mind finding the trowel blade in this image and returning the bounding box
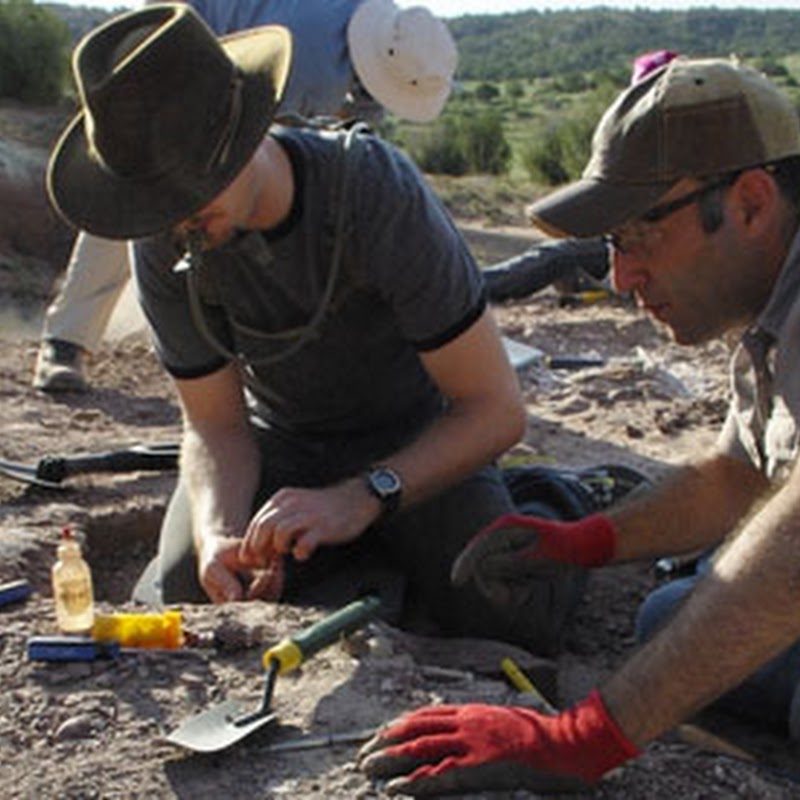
[164,699,278,753]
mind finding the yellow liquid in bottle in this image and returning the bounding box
[52,531,94,634]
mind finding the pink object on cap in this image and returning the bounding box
[631,49,678,84]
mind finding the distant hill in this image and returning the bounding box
[449,8,800,81]
[40,4,800,83]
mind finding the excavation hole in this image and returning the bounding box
[84,505,163,604]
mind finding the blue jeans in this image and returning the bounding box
[636,553,800,737]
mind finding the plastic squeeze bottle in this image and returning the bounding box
[51,527,94,634]
[92,610,184,649]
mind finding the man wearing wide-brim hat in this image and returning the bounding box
[46,3,587,650]
[359,57,800,794]
[34,0,458,394]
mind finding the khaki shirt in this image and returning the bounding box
[718,230,800,483]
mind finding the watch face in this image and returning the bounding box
[367,467,402,513]
[372,469,400,494]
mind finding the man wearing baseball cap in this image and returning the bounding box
[360,57,800,794]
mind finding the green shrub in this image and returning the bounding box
[520,128,570,185]
[753,55,789,77]
[0,0,70,103]
[520,81,619,185]
[506,80,525,100]
[408,110,511,176]
[474,82,501,103]
[458,110,511,175]
[411,117,469,176]
[552,72,593,94]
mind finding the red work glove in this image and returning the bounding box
[358,690,639,796]
[451,512,616,607]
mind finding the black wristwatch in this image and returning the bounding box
[365,466,402,516]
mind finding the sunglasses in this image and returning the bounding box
[604,171,741,255]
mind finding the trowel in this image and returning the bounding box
[165,594,381,753]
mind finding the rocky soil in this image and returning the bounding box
[1,100,799,799]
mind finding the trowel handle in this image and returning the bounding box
[36,444,180,483]
[262,594,381,675]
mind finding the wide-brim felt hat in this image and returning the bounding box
[47,3,292,240]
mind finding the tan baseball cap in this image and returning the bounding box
[528,56,800,238]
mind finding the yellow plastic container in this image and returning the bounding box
[92,609,183,649]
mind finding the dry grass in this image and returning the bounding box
[427,172,547,227]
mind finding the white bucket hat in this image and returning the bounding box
[347,0,457,123]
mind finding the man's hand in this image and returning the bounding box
[198,534,249,603]
[198,534,284,603]
[358,691,638,796]
[239,479,380,567]
[451,512,616,606]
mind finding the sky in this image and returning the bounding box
[42,1,800,17]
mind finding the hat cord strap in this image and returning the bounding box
[184,124,365,392]
[204,72,245,174]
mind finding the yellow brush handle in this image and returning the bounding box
[577,289,610,304]
[501,657,556,714]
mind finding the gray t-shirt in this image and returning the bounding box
[133,127,485,438]
[717,229,800,483]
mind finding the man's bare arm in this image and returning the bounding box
[240,309,526,562]
[610,453,770,562]
[174,362,262,601]
[604,458,800,746]
[392,308,526,503]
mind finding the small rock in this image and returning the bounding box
[179,671,206,686]
[608,387,644,403]
[54,714,95,741]
[555,397,591,415]
[366,634,395,659]
[214,618,267,651]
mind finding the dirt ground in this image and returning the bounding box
[2,105,800,798]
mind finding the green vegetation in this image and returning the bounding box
[450,8,800,82]
[407,110,511,176]
[518,80,620,184]
[394,8,800,185]
[4,4,800,188]
[408,7,800,183]
[0,0,70,104]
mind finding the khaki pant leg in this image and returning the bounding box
[42,232,131,352]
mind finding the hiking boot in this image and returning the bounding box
[33,338,88,393]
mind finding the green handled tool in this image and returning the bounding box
[165,594,381,753]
